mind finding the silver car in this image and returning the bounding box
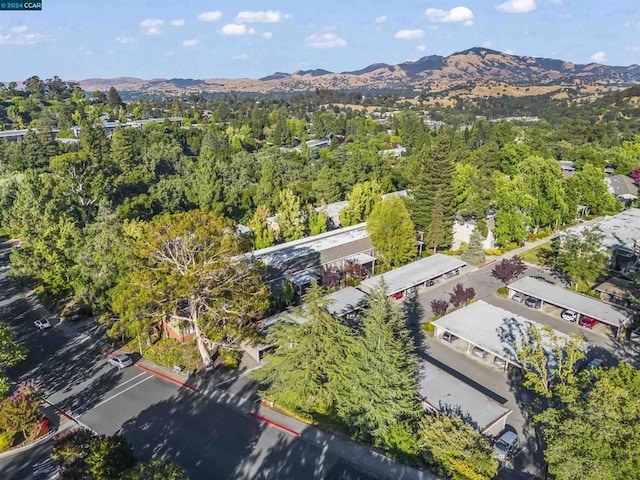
[108,354,133,369]
[494,430,519,464]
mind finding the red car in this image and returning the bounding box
[578,316,598,329]
[392,292,404,300]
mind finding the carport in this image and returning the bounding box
[358,254,466,296]
[432,301,578,370]
[325,286,369,317]
[508,276,629,335]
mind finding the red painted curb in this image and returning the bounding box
[248,412,300,436]
[135,364,200,392]
[53,407,74,421]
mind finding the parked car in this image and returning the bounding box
[511,292,525,303]
[425,279,435,287]
[561,309,578,322]
[493,430,519,463]
[391,292,404,300]
[578,316,598,329]
[524,296,542,309]
[472,346,488,359]
[34,319,52,330]
[108,354,133,369]
[443,268,461,279]
[494,356,508,369]
[442,332,457,343]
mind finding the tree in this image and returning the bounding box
[366,195,417,268]
[492,256,527,284]
[335,285,422,449]
[0,381,43,438]
[305,204,327,236]
[276,189,305,242]
[110,210,270,366]
[430,299,449,317]
[515,324,586,399]
[124,460,189,480]
[461,227,485,265]
[535,363,640,480]
[86,435,137,480]
[251,283,356,418]
[424,192,447,253]
[320,265,342,288]
[52,429,100,479]
[107,87,123,110]
[448,283,475,308]
[420,413,499,480]
[339,180,383,227]
[555,227,608,290]
[631,166,640,186]
[0,322,27,397]
[567,163,621,215]
[410,133,456,246]
[312,165,342,204]
[248,204,276,250]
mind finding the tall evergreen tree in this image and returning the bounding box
[336,285,422,447]
[248,204,276,250]
[276,189,305,242]
[410,132,455,247]
[312,165,342,204]
[425,192,446,253]
[252,283,356,417]
[107,87,123,110]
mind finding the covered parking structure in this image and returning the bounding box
[358,254,466,296]
[325,287,369,318]
[419,363,512,437]
[432,301,578,370]
[508,276,629,334]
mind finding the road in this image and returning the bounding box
[0,241,384,480]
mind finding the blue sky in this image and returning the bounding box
[0,0,639,81]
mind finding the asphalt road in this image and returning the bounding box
[0,242,383,480]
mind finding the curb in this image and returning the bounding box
[248,412,299,436]
[135,364,200,392]
[0,429,55,459]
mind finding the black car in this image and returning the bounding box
[524,296,542,309]
[442,332,457,343]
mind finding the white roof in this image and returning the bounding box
[347,252,376,265]
[509,277,629,328]
[432,300,576,367]
[567,208,640,252]
[286,271,320,287]
[419,363,511,434]
[242,223,368,266]
[325,287,369,316]
[359,254,466,295]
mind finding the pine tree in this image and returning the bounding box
[252,283,356,417]
[276,189,305,242]
[336,285,422,447]
[425,192,446,253]
[410,132,455,247]
[312,165,342,204]
[461,227,486,265]
[107,87,123,110]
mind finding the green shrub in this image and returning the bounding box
[0,431,15,452]
[497,286,509,297]
[143,339,201,370]
[223,355,240,369]
[422,322,436,334]
[484,248,502,256]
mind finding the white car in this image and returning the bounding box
[108,354,133,369]
[561,309,578,322]
[34,319,52,330]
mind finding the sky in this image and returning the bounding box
[0,0,639,81]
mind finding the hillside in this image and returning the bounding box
[78,48,640,98]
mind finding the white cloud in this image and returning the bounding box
[116,37,136,44]
[590,51,606,63]
[182,39,200,47]
[262,31,273,39]
[197,11,223,22]
[10,25,27,33]
[481,40,493,48]
[394,29,424,40]
[375,15,388,24]
[140,18,164,35]
[425,7,474,24]
[170,19,185,27]
[0,31,50,45]
[235,10,282,23]
[416,44,427,52]
[220,24,256,36]
[232,53,248,60]
[495,0,536,14]
[504,49,515,55]
[305,32,347,48]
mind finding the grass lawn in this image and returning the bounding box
[520,241,551,265]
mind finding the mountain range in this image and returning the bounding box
[78,48,640,98]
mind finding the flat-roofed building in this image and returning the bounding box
[358,254,465,296]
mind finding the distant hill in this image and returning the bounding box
[78,48,640,99]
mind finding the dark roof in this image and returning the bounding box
[608,175,638,198]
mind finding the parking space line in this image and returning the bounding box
[82,375,154,413]
[110,371,148,389]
